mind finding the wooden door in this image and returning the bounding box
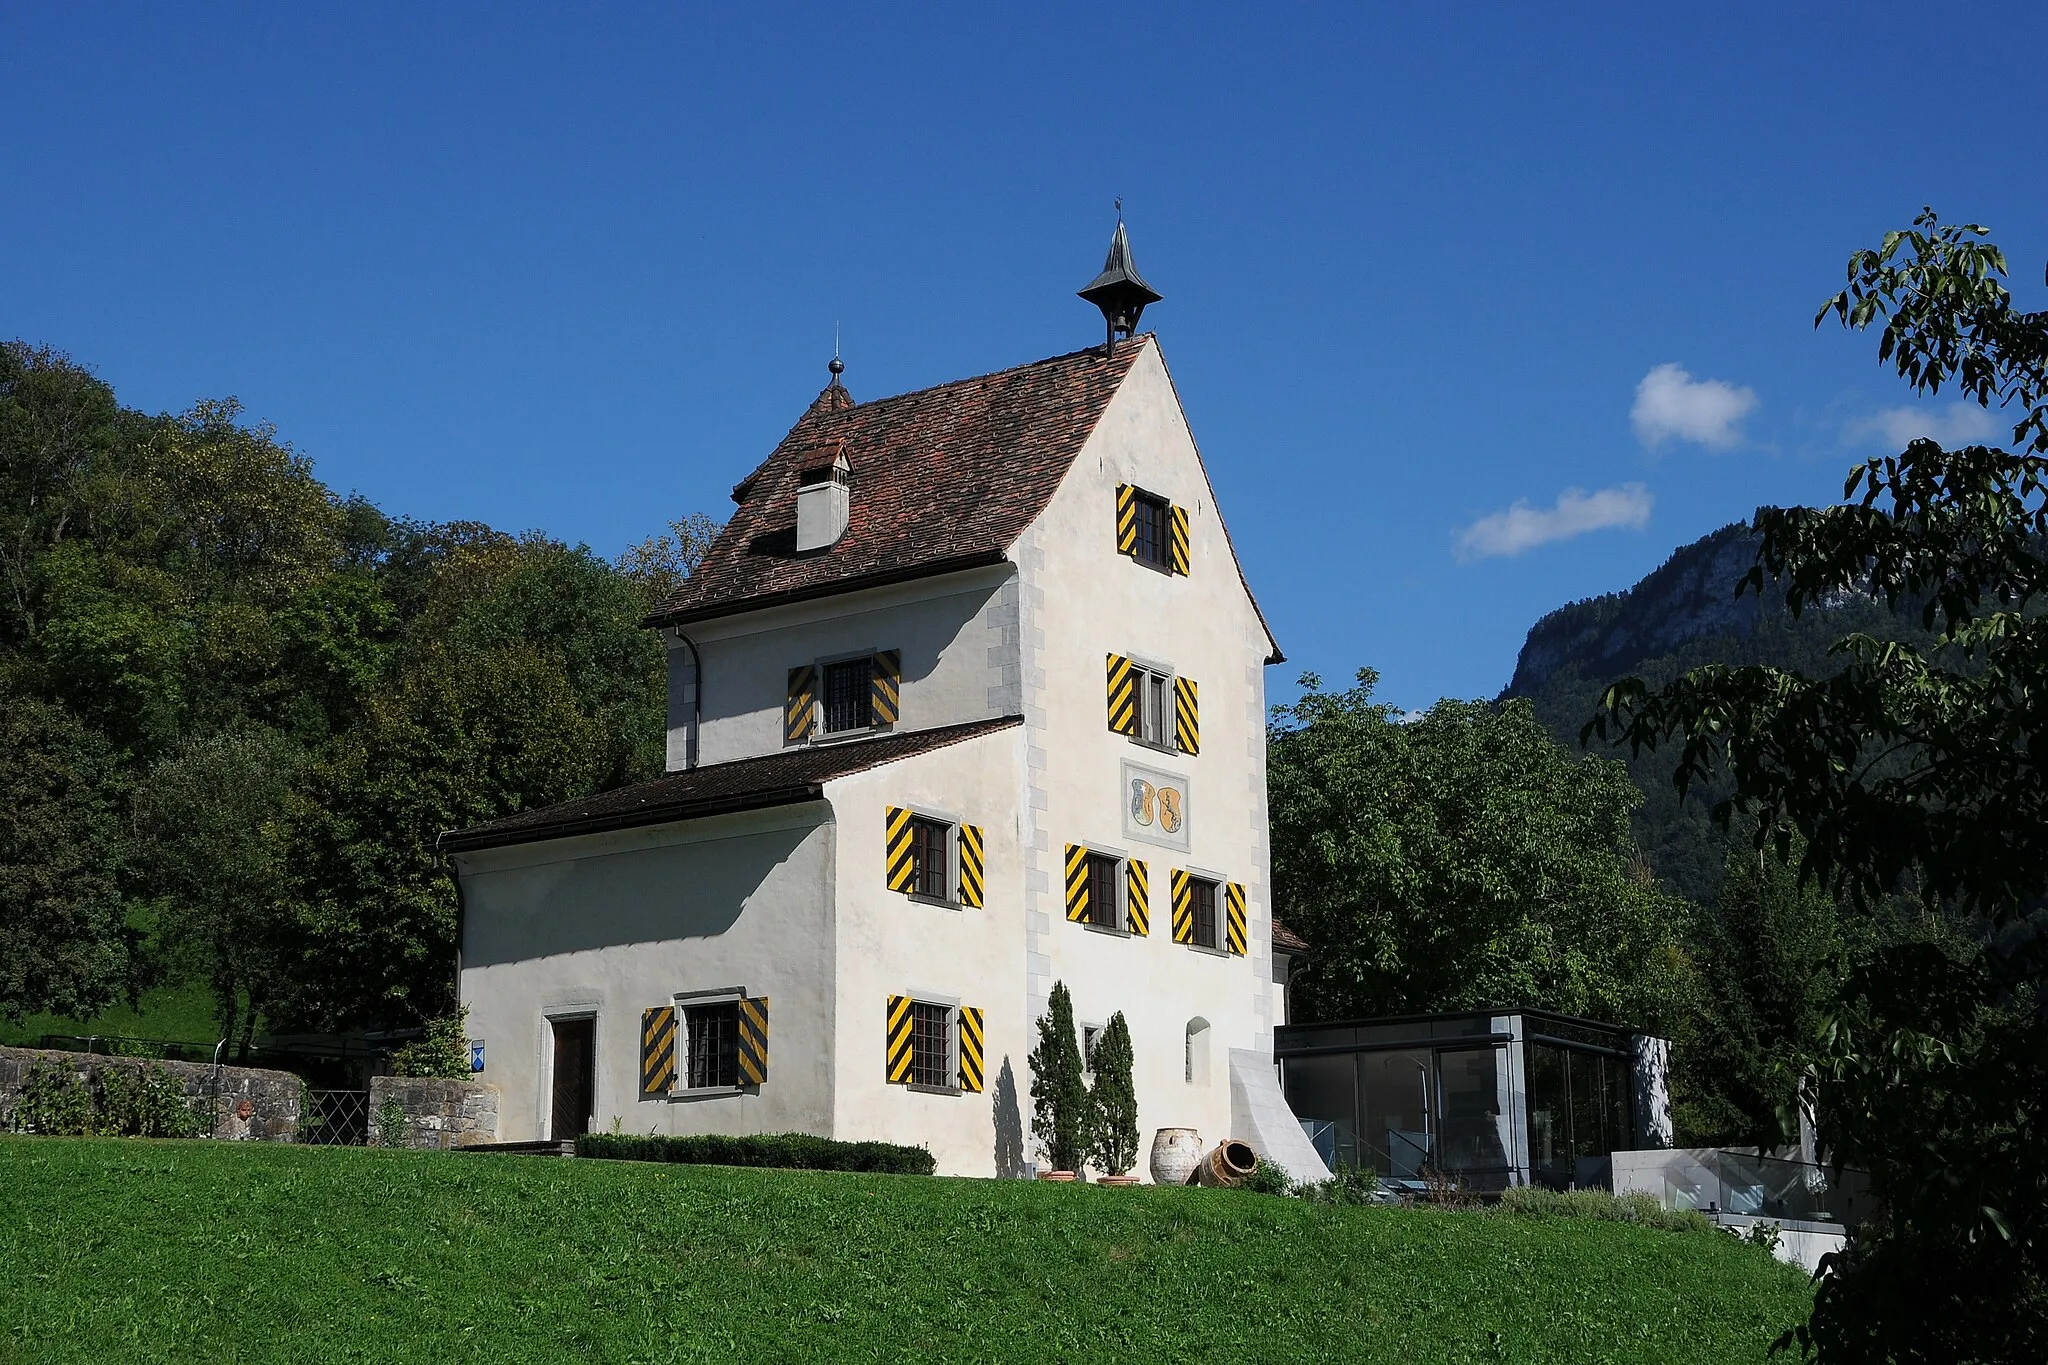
[550,1017,595,1140]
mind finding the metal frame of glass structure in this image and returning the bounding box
[1275,1009,1645,1193]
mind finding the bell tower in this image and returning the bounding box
[1077,206,1162,355]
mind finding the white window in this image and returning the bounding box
[1135,665,1172,748]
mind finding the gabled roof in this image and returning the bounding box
[645,340,1148,627]
[440,717,1021,854]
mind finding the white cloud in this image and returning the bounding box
[1843,402,1997,450]
[1453,483,1653,562]
[1631,363,1758,449]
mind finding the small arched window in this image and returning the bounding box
[1185,1017,1212,1086]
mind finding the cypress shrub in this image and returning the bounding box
[1088,1011,1138,1177]
[1028,980,1089,1174]
[576,1131,935,1175]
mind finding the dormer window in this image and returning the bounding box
[795,443,851,552]
[785,650,901,744]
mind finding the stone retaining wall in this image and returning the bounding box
[0,1044,302,1141]
[369,1075,500,1150]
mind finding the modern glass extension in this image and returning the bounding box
[1276,1010,1650,1193]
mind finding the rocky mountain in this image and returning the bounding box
[1503,522,1935,906]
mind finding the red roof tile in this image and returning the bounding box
[1271,918,1311,955]
[647,339,1148,626]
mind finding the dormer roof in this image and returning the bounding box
[646,339,1149,627]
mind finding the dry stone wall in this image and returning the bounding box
[0,1044,302,1141]
[369,1075,500,1149]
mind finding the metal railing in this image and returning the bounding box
[1613,1147,1876,1226]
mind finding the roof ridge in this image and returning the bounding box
[827,333,1153,418]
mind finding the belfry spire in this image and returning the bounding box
[1077,203,1162,355]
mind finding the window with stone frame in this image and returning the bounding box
[822,658,874,734]
[1085,853,1123,930]
[909,1001,953,1088]
[1188,876,1220,949]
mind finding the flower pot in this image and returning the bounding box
[1195,1140,1258,1188]
[1036,1170,1078,1182]
[1150,1128,1203,1186]
[1097,1174,1141,1186]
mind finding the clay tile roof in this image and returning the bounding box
[440,717,1021,854]
[1271,918,1311,955]
[646,338,1149,627]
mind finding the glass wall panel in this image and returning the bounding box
[1526,1042,1571,1189]
[1437,1046,1512,1187]
[1359,1049,1433,1180]
[1281,1055,1361,1172]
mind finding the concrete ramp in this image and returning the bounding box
[1229,1048,1332,1184]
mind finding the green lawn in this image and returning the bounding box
[0,979,223,1051]
[0,1138,1809,1364]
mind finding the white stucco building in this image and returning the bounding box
[446,229,1328,1180]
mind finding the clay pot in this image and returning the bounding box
[1150,1128,1204,1186]
[1036,1170,1078,1182]
[1195,1140,1258,1188]
[1097,1174,1141,1186]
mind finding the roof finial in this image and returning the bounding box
[1077,208,1161,356]
[828,322,845,387]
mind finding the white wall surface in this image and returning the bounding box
[456,805,835,1142]
[665,565,1019,769]
[1012,339,1282,1170]
[822,727,1027,1177]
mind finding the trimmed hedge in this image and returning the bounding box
[577,1131,935,1175]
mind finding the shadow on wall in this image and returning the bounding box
[993,1056,1026,1179]
[463,822,824,965]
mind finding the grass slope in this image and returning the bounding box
[0,979,223,1051]
[0,1138,1808,1364]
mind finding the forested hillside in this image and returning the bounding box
[0,341,715,1049]
[1503,523,1939,906]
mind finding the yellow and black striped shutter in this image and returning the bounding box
[1125,859,1149,936]
[1225,881,1248,955]
[886,994,914,1083]
[870,649,901,726]
[1174,677,1200,755]
[958,1006,985,1093]
[1106,654,1137,735]
[1064,843,1090,922]
[784,666,815,744]
[1170,869,1194,943]
[1168,504,1191,575]
[957,823,985,908]
[884,807,916,893]
[1115,483,1138,556]
[737,997,768,1085]
[640,1005,677,1095]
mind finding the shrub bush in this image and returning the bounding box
[577,1131,936,1176]
[1241,1158,1292,1196]
[391,1007,472,1079]
[6,1060,204,1138]
[1495,1184,1714,1234]
[1295,1165,1382,1205]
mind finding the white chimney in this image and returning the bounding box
[795,447,851,552]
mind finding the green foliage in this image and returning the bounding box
[1241,1158,1292,1196]
[373,1097,408,1149]
[1086,1010,1138,1177]
[1293,1165,1382,1206]
[1027,981,1090,1174]
[129,725,302,1049]
[0,339,701,1037]
[615,513,723,611]
[0,687,134,1023]
[9,1062,95,1135]
[577,1131,937,1176]
[6,1060,202,1138]
[1269,670,1694,1030]
[1592,208,2048,1362]
[390,1007,471,1079]
[1494,1185,1714,1235]
[0,1138,1812,1362]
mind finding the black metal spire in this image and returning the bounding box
[1077,204,1161,355]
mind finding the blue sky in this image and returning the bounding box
[6,6,2045,713]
